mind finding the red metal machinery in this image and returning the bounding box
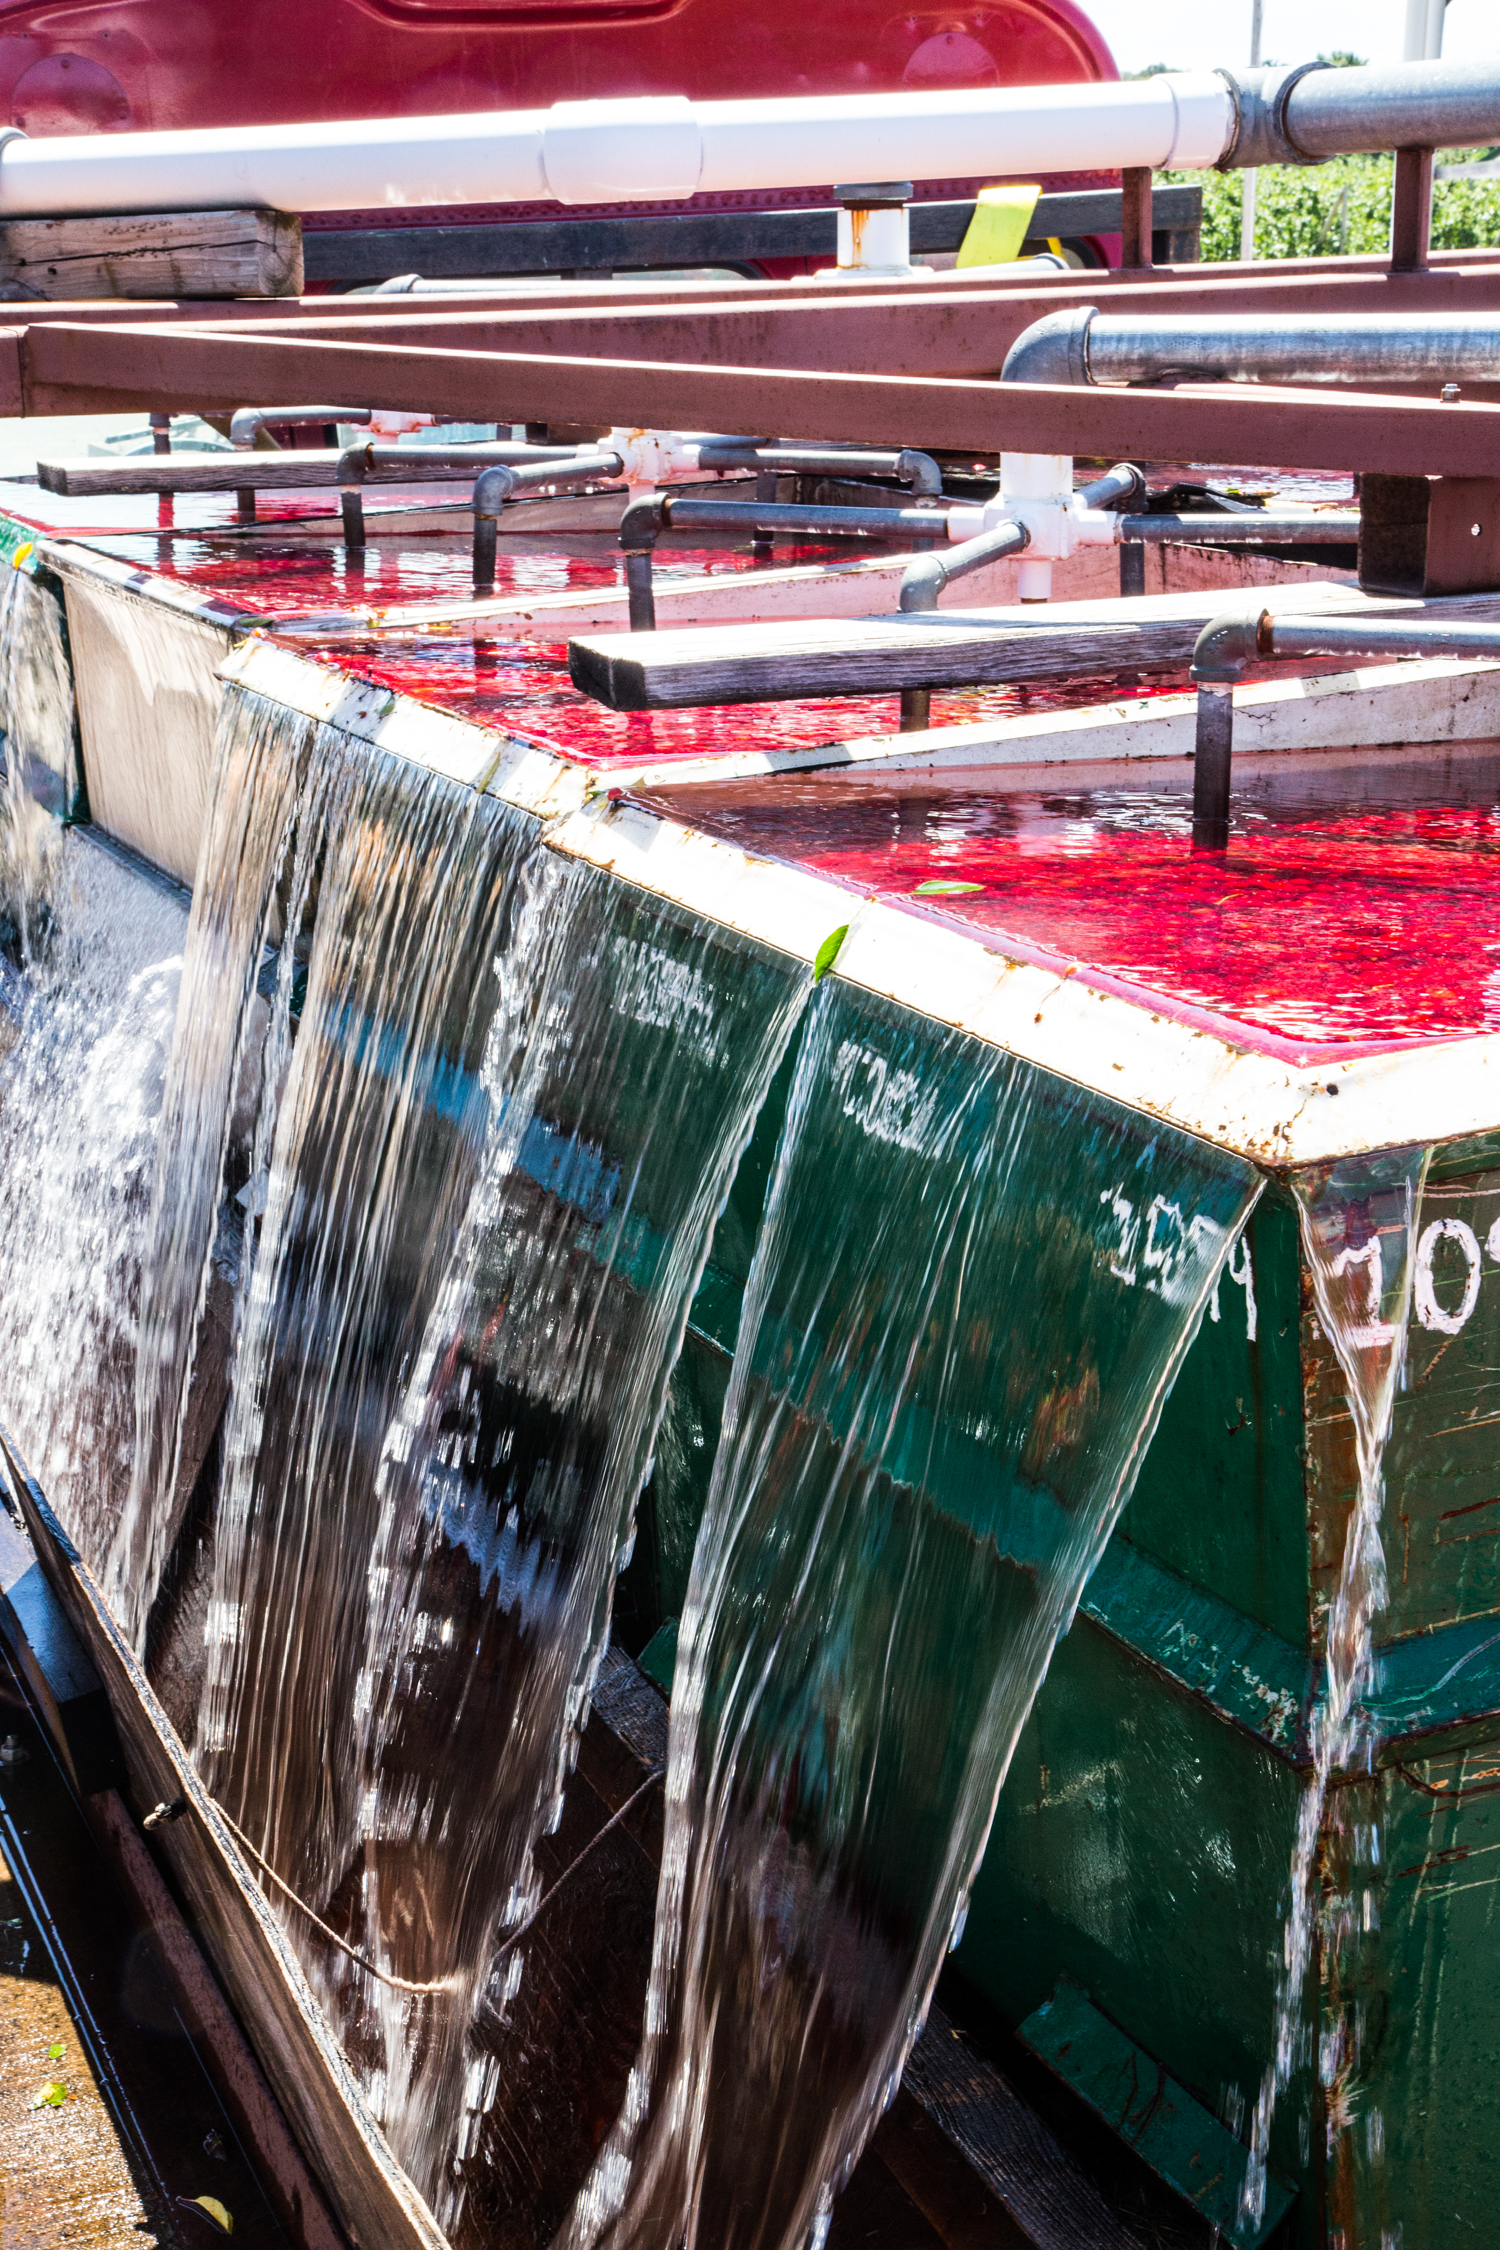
[0,1,1127,283]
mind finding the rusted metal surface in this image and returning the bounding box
[141,260,1500,387]
[18,321,1500,478]
[1391,146,1436,275]
[1119,168,1153,271]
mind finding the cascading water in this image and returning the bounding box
[0,645,185,1570]
[561,980,1261,2250]
[348,868,808,2223]
[127,680,810,2228]
[1238,1148,1429,2236]
[108,687,350,1653]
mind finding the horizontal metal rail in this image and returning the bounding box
[1118,510,1361,543]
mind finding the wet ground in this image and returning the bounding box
[0,1651,289,2249]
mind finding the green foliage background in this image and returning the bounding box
[1159,153,1500,261]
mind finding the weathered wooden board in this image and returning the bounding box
[569,583,1500,709]
[0,209,302,301]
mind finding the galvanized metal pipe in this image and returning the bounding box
[1003,305,1500,388]
[899,520,1029,613]
[696,443,944,497]
[1187,605,1500,849]
[1118,510,1361,542]
[472,450,625,586]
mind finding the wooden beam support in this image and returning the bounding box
[1390,147,1434,275]
[0,209,302,301]
[19,321,1500,483]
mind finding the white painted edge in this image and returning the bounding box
[221,635,1500,1172]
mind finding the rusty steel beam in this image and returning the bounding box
[158,262,1500,389]
[16,320,1500,478]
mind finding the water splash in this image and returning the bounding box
[347,872,808,2223]
[0,822,186,1568]
[108,688,339,1650]
[1238,1147,1429,2232]
[157,684,808,2226]
[561,982,1260,2250]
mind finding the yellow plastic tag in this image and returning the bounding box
[956,184,1042,268]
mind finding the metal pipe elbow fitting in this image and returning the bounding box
[1000,307,1098,387]
[895,448,944,499]
[1190,608,1274,682]
[619,491,671,553]
[473,463,520,517]
[899,553,949,613]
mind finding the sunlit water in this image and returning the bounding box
[111,681,809,2228]
[560,982,1260,2250]
[1238,1149,1428,2235]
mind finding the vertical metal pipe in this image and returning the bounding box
[150,413,172,457]
[1390,145,1434,271]
[473,509,499,590]
[1119,541,1146,597]
[752,466,778,558]
[1121,167,1154,269]
[235,487,256,525]
[900,687,931,731]
[340,487,365,550]
[1192,682,1234,851]
[624,550,657,632]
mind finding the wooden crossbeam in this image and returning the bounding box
[301,183,1206,285]
[567,584,1500,710]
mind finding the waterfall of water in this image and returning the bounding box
[560,981,1261,2250]
[108,688,353,1652]
[0,815,186,1570]
[1238,1147,1429,2236]
[348,870,809,2225]
[149,685,809,2229]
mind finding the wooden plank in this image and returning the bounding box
[0,1438,446,2250]
[22,322,1500,482]
[299,186,1204,285]
[567,583,1500,711]
[0,209,302,301]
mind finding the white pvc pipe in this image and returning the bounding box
[0,78,1235,219]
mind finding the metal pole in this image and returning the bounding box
[1192,683,1235,851]
[1239,0,1264,264]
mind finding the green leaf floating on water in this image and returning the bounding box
[912,879,985,896]
[812,924,849,982]
[30,2081,67,2108]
